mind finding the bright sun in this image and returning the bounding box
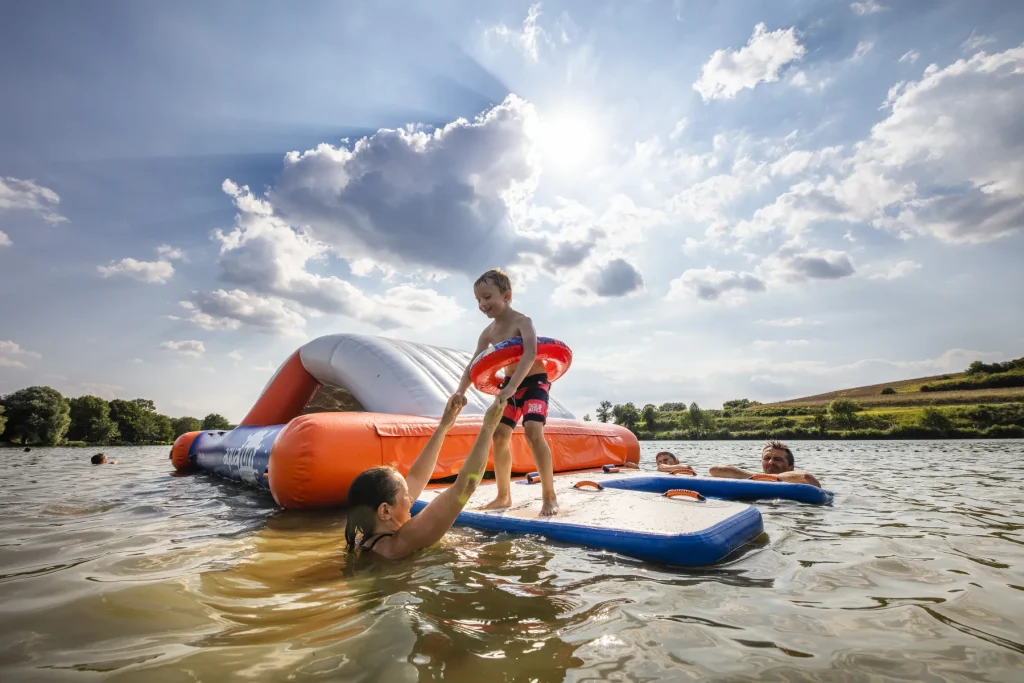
[537,110,597,172]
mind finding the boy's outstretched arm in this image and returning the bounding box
[496,317,538,401]
[454,330,491,400]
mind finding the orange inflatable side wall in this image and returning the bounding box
[170,430,203,471]
[239,350,321,427]
[268,413,639,509]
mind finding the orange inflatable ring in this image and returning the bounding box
[469,336,572,395]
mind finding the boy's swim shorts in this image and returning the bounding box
[498,372,550,428]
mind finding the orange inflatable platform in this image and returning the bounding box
[171,334,639,509]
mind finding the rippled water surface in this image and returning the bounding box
[1,441,1023,682]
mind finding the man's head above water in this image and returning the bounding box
[761,440,794,474]
[655,451,679,467]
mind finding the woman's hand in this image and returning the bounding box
[440,394,466,429]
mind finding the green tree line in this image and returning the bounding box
[0,386,233,447]
[587,396,1024,440]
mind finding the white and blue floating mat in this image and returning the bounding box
[413,474,765,567]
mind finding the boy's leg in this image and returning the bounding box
[479,399,518,509]
[521,376,557,515]
[524,421,558,515]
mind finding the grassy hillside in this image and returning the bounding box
[594,356,1024,440]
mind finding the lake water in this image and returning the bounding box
[1,440,1022,682]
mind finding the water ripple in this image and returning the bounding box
[0,440,1022,681]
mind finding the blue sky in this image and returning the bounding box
[2,0,1023,421]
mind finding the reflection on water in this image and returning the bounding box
[0,440,1022,681]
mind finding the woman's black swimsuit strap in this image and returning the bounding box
[360,532,394,550]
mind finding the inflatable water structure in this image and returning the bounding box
[172,333,840,564]
[171,334,638,508]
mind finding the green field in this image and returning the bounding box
[593,356,1024,441]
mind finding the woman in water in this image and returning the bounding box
[345,394,506,559]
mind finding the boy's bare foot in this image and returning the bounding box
[539,498,559,516]
[479,495,512,510]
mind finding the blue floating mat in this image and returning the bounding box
[595,470,835,505]
[412,474,763,566]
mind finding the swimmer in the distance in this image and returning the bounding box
[345,395,507,560]
[655,451,695,474]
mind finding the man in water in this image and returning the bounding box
[90,453,118,465]
[709,440,820,487]
[655,451,695,474]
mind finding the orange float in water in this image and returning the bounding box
[172,334,638,509]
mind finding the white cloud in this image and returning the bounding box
[75,383,124,400]
[131,358,144,364]
[899,50,920,64]
[160,340,207,357]
[266,96,550,277]
[485,3,547,62]
[851,40,875,60]
[862,46,1024,243]
[0,357,26,369]
[252,362,276,373]
[769,146,842,177]
[227,350,243,362]
[752,339,810,349]
[179,291,303,336]
[762,247,856,283]
[851,0,886,16]
[0,231,10,247]
[97,257,175,284]
[157,244,187,261]
[788,69,835,93]
[667,267,766,302]
[184,96,638,335]
[554,256,645,305]
[735,48,1024,246]
[0,177,68,224]
[694,23,805,101]
[761,318,815,327]
[867,259,922,280]
[669,118,688,141]
[0,340,42,359]
[962,31,996,52]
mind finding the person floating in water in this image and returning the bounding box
[710,440,821,487]
[90,453,118,465]
[450,268,559,516]
[345,394,506,559]
[655,451,695,474]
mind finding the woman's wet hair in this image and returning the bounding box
[90,453,106,465]
[345,466,402,551]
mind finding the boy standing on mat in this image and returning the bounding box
[451,268,559,516]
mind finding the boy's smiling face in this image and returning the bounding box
[474,281,511,318]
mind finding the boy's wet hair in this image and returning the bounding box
[345,466,402,551]
[763,440,794,466]
[91,453,106,465]
[474,268,511,294]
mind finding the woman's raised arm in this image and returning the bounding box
[404,395,464,500]
[381,397,506,559]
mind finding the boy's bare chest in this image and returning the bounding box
[488,320,522,343]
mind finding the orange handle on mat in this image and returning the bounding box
[670,466,696,476]
[664,489,706,502]
[603,466,620,473]
[526,471,540,484]
[751,474,780,482]
[573,480,604,491]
